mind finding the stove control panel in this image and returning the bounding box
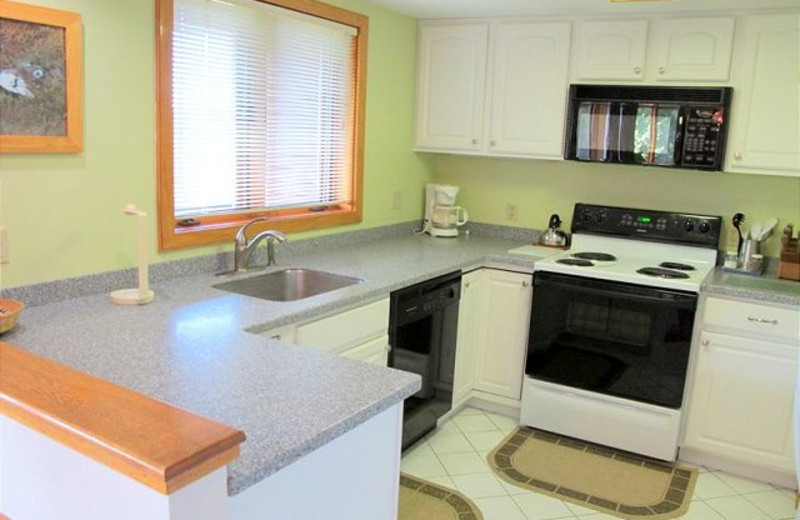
[572,203,722,248]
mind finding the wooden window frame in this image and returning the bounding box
[155,0,368,251]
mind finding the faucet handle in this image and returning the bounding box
[236,217,269,245]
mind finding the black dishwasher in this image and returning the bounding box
[389,271,461,450]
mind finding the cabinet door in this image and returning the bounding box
[341,335,390,367]
[575,20,648,80]
[488,22,571,158]
[295,298,390,354]
[683,331,797,473]
[649,17,735,81]
[474,270,533,400]
[261,324,297,343]
[452,270,486,407]
[415,24,488,152]
[726,15,800,175]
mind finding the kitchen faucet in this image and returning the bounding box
[232,217,287,273]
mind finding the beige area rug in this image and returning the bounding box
[399,473,484,520]
[488,428,698,520]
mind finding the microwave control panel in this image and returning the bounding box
[681,106,725,170]
[572,203,722,248]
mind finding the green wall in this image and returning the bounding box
[0,0,432,288]
[434,156,800,258]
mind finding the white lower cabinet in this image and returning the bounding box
[452,270,486,407]
[683,297,799,478]
[340,335,391,367]
[454,268,533,407]
[261,298,391,367]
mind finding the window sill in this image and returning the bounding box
[158,206,361,251]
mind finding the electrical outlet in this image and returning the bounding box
[392,190,402,210]
[0,226,8,264]
[506,203,519,222]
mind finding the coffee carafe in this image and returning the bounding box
[423,184,469,237]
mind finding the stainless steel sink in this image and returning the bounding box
[213,268,363,302]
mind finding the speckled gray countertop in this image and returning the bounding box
[3,233,540,496]
[702,269,800,307]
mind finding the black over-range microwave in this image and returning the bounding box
[564,84,733,171]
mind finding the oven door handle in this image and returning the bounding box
[535,277,697,306]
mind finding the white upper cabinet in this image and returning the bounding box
[649,17,735,81]
[574,17,735,82]
[725,14,800,176]
[415,23,488,152]
[575,20,648,81]
[416,21,572,159]
[488,22,572,158]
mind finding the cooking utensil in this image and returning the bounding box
[732,213,745,253]
[750,221,762,241]
[758,218,778,241]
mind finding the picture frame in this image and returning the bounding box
[0,0,82,153]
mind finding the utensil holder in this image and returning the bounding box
[739,239,763,273]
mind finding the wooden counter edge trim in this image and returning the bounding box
[0,342,246,494]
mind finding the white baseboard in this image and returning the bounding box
[679,447,797,490]
[464,391,521,418]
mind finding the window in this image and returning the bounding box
[156,0,368,250]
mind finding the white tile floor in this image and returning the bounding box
[400,407,799,520]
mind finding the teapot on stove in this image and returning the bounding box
[539,214,570,248]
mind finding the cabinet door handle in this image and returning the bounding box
[522,281,530,287]
[734,152,743,161]
[464,281,471,289]
[701,340,710,347]
[471,138,478,145]
[385,345,392,353]
[633,66,642,74]
[747,316,778,325]
[490,140,497,147]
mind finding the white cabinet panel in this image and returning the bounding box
[726,14,800,175]
[415,24,488,152]
[341,335,390,367]
[295,298,390,354]
[488,22,571,158]
[575,20,648,80]
[649,17,735,81]
[473,270,533,400]
[702,297,800,342]
[684,330,797,474]
[453,270,486,407]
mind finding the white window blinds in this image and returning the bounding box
[171,0,357,218]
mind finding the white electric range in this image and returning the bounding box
[518,203,722,461]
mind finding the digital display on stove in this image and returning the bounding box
[637,216,652,223]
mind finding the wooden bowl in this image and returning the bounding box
[0,299,24,334]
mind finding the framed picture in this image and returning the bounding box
[0,0,82,153]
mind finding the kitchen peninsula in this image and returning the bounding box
[0,231,538,520]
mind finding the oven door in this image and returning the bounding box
[572,101,683,166]
[526,272,698,409]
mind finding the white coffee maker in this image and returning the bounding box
[423,184,469,237]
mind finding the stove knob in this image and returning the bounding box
[699,221,711,233]
[684,220,695,232]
